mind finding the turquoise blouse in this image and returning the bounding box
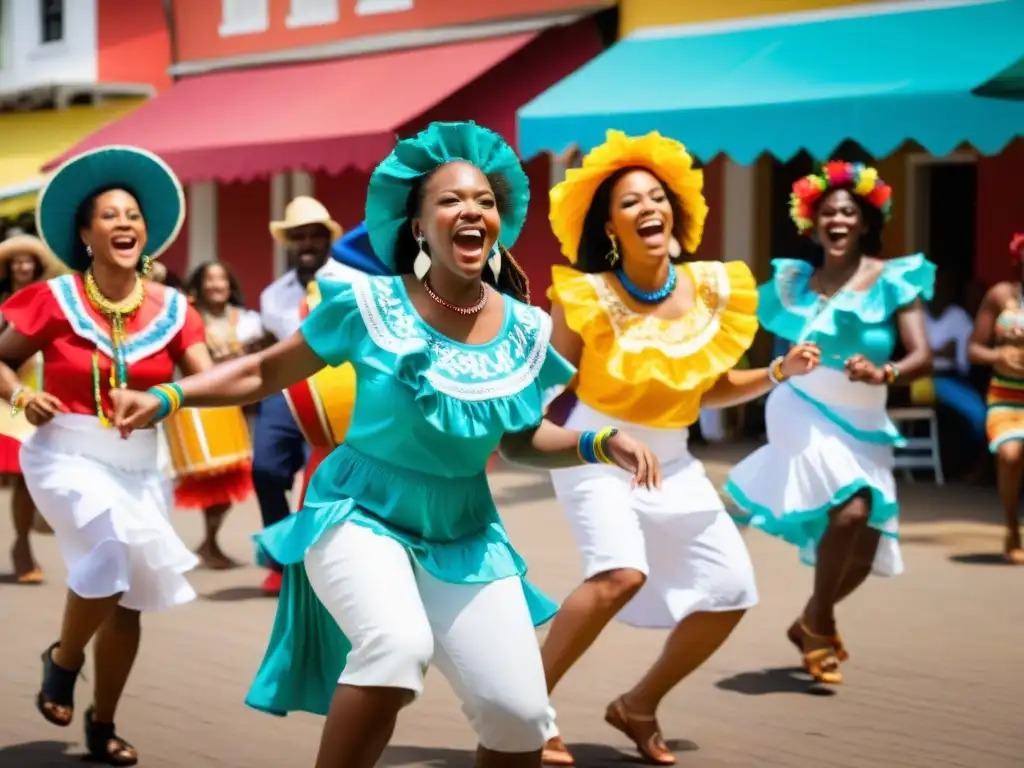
[245,272,575,718]
[759,253,936,370]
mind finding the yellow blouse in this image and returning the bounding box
[549,260,758,429]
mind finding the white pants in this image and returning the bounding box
[552,403,758,628]
[304,522,550,752]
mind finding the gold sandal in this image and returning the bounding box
[788,620,848,662]
[604,696,676,765]
[798,623,843,685]
[542,736,575,766]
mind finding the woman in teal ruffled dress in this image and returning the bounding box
[725,162,934,686]
[109,122,660,768]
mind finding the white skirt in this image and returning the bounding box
[724,367,903,577]
[551,402,758,629]
[21,414,198,612]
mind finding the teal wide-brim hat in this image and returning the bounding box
[365,121,530,271]
[37,145,185,272]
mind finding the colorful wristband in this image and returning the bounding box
[576,431,598,464]
[883,363,899,385]
[767,356,786,385]
[148,382,184,423]
[593,427,619,465]
[9,386,27,417]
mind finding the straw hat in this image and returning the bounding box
[269,196,342,243]
[0,233,66,280]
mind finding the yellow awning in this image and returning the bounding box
[0,98,146,219]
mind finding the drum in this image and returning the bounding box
[164,406,252,479]
[284,363,356,449]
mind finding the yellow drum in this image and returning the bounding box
[164,406,252,479]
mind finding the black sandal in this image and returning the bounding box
[85,706,138,766]
[36,641,80,726]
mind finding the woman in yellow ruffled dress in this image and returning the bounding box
[540,131,819,766]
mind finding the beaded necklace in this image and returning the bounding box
[84,269,145,426]
[616,264,677,304]
[422,279,489,315]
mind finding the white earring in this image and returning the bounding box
[668,236,682,259]
[488,243,502,280]
[86,244,93,258]
[413,236,431,280]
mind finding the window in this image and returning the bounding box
[287,0,339,28]
[219,0,269,37]
[40,0,64,45]
[355,0,413,16]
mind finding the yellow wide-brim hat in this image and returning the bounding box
[549,130,708,264]
[270,196,343,243]
[0,234,67,280]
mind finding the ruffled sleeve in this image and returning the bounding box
[756,258,816,342]
[300,273,367,367]
[1,280,64,346]
[872,253,936,318]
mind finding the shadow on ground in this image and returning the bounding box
[949,552,1012,566]
[0,741,78,767]
[202,586,272,602]
[381,741,697,766]
[715,666,837,697]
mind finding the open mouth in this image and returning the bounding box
[636,218,666,246]
[452,226,485,258]
[111,234,137,253]
[824,225,851,249]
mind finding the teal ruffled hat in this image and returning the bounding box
[365,121,530,271]
[37,145,185,272]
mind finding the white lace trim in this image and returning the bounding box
[351,273,551,403]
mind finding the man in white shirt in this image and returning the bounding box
[254,197,348,595]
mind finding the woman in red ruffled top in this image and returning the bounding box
[0,146,210,766]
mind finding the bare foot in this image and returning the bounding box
[11,539,44,584]
[196,541,241,571]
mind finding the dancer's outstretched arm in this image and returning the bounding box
[700,341,820,409]
[111,332,325,430]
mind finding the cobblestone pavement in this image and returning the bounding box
[1,444,1021,767]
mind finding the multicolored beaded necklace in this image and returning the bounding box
[83,269,145,426]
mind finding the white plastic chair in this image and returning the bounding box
[889,406,944,485]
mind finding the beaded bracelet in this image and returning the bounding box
[8,386,28,417]
[577,427,619,465]
[882,363,900,385]
[148,382,184,423]
[767,356,787,385]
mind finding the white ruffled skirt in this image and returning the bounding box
[20,414,198,611]
[725,367,903,576]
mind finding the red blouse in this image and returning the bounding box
[1,274,205,417]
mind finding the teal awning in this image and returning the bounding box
[518,0,1024,163]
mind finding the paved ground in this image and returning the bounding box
[1,442,1022,767]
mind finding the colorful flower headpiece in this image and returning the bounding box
[549,130,707,264]
[789,161,893,236]
[1010,233,1024,264]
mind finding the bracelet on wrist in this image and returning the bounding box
[577,428,619,465]
[882,363,899,385]
[767,356,787,385]
[9,386,28,417]
[148,382,184,423]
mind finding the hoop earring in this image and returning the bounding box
[488,243,502,280]
[413,236,431,280]
[607,233,620,266]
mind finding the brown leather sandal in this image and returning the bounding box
[798,623,843,685]
[542,736,575,766]
[788,620,849,662]
[604,696,676,765]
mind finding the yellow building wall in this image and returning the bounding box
[620,0,888,35]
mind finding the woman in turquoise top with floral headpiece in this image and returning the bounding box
[109,121,660,768]
[725,161,934,686]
